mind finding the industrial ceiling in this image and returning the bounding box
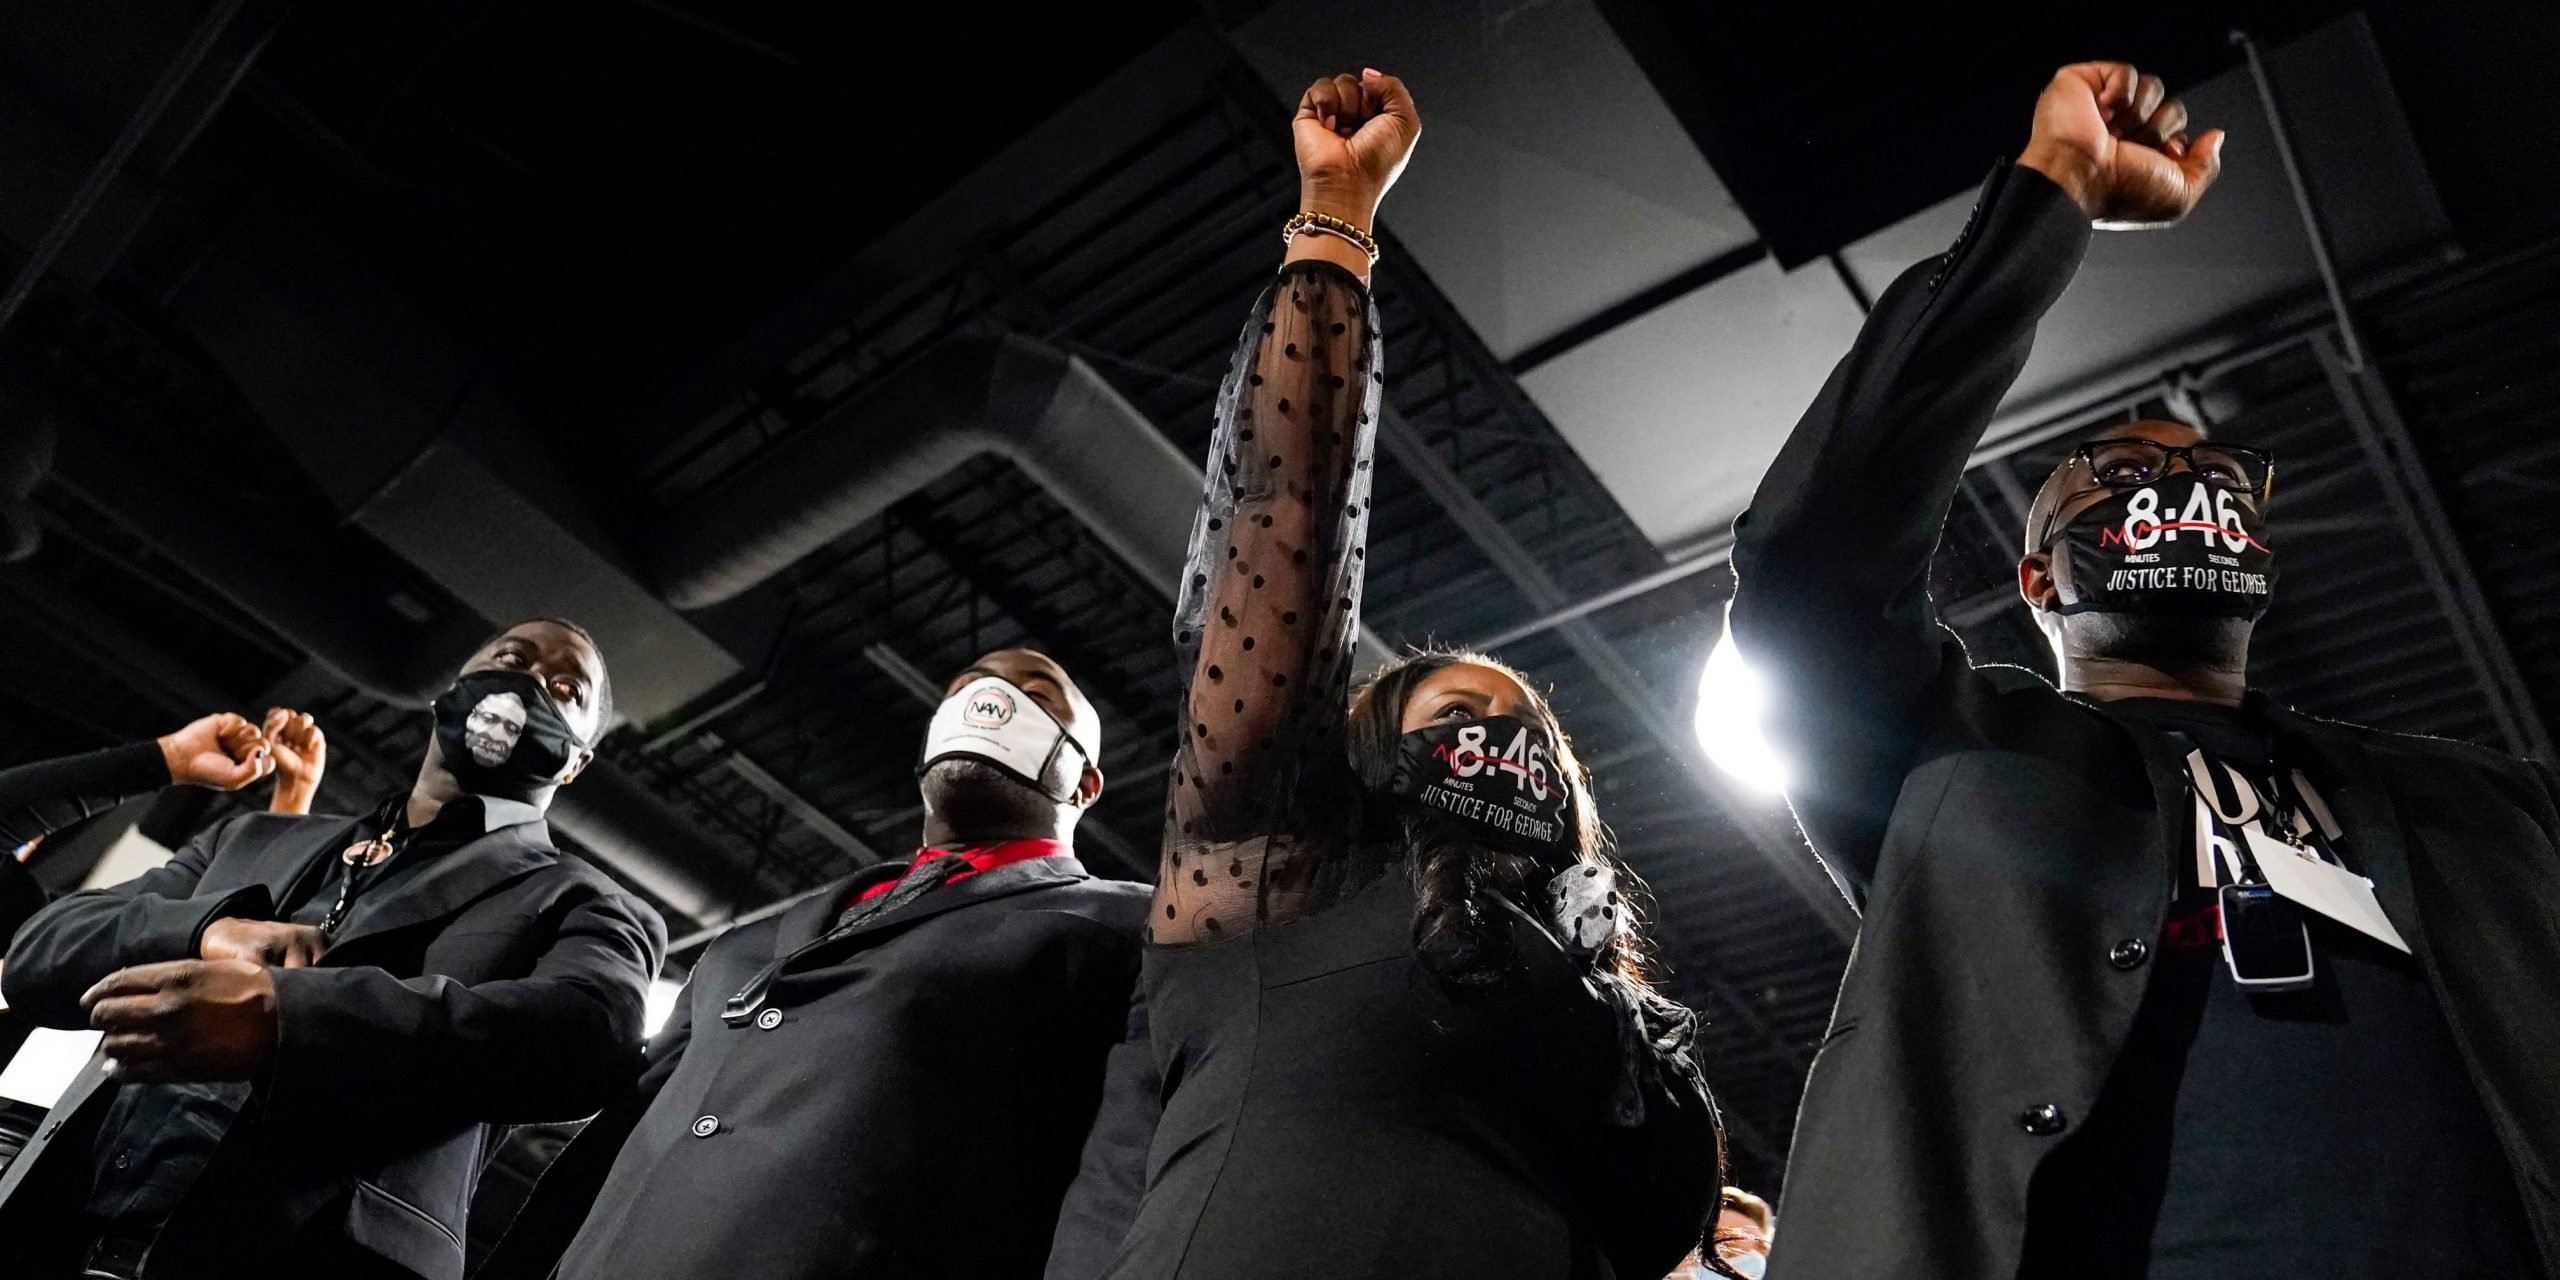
[1,0,2555,1187]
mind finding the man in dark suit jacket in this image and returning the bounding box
[481,646,1156,1280]
[0,618,667,1280]
[1730,62,2556,1280]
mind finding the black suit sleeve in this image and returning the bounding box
[263,876,666,1131]
[0,740,170,848]
[475,973,694,1280]
[1,812,273,1026]
[1725,161,2093,898]
[1044,977,1162,1280]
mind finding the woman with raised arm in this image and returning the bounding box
[1104,70,1724,1280]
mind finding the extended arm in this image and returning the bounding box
[0,741,170,849]
[1153,71,1414,940]
[1,813,271,1026]
[0,711,273,848]
[1726,164,2090,894]
[1726,62,2221,894]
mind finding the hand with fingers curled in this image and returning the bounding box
[262,706,326,816]
[1291,67,1422,234]
[82,958,280,1083]
[156,712,274,792]
[201,916,330,969]
[2019,60,2227,229]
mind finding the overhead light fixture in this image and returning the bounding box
[1694,623,1793,795]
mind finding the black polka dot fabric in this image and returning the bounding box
[1154,260,1379,944]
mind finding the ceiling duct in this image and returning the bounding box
[649,335,1209,612]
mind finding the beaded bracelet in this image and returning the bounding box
[1281,209,1380,265]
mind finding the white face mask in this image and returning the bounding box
[1719,1251,1768,1279]
[918,676,1091,803]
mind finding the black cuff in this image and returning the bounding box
[1276,256,1371,298]
[183,883,278,957]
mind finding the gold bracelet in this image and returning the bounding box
[1282,210,1380,265]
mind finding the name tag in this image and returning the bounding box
[2241,824,2409,953]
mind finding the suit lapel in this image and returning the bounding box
[773,871,876,957]
[325,821,558,952]
[190,815,360,908]
[786,855,1090,968]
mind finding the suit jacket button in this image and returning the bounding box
[2019,1104,2067,1137]
[2109,938,2150,970]
[691,1115,720,1138]
[756,1007,785,1030]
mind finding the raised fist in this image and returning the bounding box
[1293,68,1421,231]
[2019,61,2225,229]
[157,712,272,792]
[263,706,326,815]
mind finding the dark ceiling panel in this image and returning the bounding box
[1594,0,2356,266]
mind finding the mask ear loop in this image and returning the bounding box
[1016,691,1089,806]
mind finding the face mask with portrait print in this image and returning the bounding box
[2046,474,2278,621]
[431,669,589,797]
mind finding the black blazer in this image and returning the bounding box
[0,808,667,1280]
[1729,163,2560,1279]
[480,852,1157,1280]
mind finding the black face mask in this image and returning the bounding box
[2046,474,2278,621]
[432,669,589,797]
[1382,715,1576,861]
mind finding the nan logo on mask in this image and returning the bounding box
[961,684,1017,730]
[463,691,530,767]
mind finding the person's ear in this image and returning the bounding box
[2019,552,2060,612]
[558,747,595,787]
[1074,762,1105,809]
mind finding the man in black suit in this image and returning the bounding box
[0,618,667,1280]
[1730,62,2557,1280]
[482,646,1155,1280]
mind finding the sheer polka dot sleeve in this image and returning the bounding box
[1152,260,1380,945]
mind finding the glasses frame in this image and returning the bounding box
[2070,438,2277,499]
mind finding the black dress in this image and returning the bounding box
[1107,261,1718,1280]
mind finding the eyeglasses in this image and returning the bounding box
[2071,438,2275,497]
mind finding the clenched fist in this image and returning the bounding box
[263,706,326,815]
[156,712,272,792]
[2019,61,2226,229]
[82,959,280,1083]
[1293,68,1421,233]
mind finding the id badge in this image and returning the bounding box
[2218,883,2315,992]
[2240,825,2411,953]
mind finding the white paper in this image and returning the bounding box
[0,1027,101,1107]
[2243,825,2410,953]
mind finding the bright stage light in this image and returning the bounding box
[644,977,685,1040]
[1694,624,1793,795]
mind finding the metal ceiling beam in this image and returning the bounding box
[2241,29,2553,759]
[2314,337,2551,757]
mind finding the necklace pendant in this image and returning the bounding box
[343,837,396,867]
